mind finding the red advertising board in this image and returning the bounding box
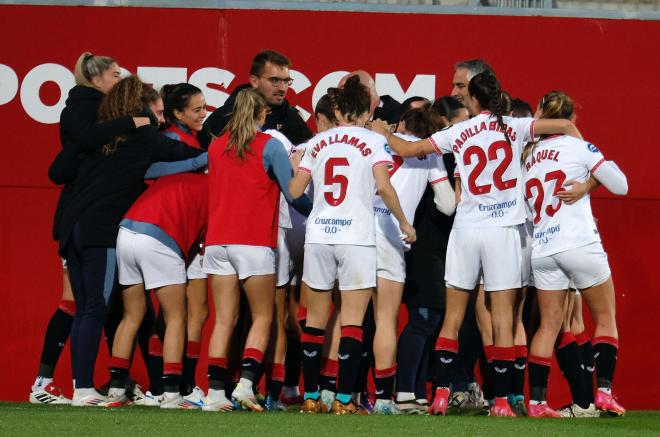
[0,5,658,407]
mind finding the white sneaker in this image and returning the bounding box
[320,390,336,413]
[467,382,486,408]
[29,383,71,405]
[231,380,263,412]
[560,403,600,418]
[449,391,469,408]
[373,399,400,415]
[127,383,146,405]
[133,390,162,407]
[100,387,128,408]
[202,389,234,412]
[183,386,206,407]
[71,388,108,407]
[160,392,200,410]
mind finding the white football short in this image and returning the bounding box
[376,232,405,283]
[203,244,276,280]
[445,225,523,292]
[117,227,187,289]
[303,243,376,291]
[532,242,611,291]
[186,252,207,280]
[276,227,293,287]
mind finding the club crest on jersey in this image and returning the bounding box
[587,143,599,153]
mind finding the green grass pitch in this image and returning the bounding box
[1,403,659,436]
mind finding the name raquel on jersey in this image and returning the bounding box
[525,148,561,171]
[309,132,373,158]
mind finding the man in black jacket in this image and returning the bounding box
[200,50,312,148]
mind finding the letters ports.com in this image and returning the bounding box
[0,63,439,125]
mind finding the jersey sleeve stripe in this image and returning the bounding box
[590,158,605,173]
[529,119,536,141]
[373,160,393,168]
[298,166,311,174]
[428,137,443,156]
[430,176,449,184]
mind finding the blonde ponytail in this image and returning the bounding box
[74,51,117,89]
[222,89,268,160]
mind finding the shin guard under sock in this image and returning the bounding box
[434,337,459,389]
[575,331,595,403]
[284,334,301,388]
[147,335,164,395]
[266,363,285,399]
[556,332,589,408]
[513,345,528,397]
[181,340,201,395]
[491,346,514,399]
[337,326,363,399]
[593,336,619,390]
[162,362,183,393]
[108,356,130,389]
[301,326,325,395]
[241,348,265,385]
[207,357,228,391]
[320,358,338,392]
[528,355,552,402]
[37,301,75,378]
[374,366,396,400]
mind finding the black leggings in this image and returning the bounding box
[65,224,117,389]
[396,305,443,398]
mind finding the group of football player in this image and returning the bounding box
[30,50,627,419]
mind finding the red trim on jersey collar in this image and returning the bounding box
[479,110,492,115]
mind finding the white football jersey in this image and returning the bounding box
[374,133,448,249]
[429,112,535,228]
[299,126,392,245]
[265,129,294,229]
[523,134,605,258]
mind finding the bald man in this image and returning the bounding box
[339,70,403,125]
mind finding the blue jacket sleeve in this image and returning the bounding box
[144,153,208,179]
[262,138,312,216]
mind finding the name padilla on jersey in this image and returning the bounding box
[450,120,518,153]
[525,148,561,171]
[309,132,374,158]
